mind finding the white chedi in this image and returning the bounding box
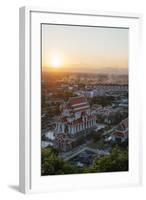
[75,112,81,119]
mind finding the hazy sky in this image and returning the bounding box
[42,24,128,74]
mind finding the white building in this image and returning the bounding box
[56,96,97,136]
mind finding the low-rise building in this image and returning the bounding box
[112,118,128,143]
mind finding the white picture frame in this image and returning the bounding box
[19,6,142,194]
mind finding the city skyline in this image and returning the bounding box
[42,24,128,74]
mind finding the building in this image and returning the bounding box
[55,96,97,136]
[84,90,95,98]
[54,133,73,152]
[112,118,128,143]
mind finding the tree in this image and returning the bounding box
[92,132,101,143]
[41,147,81,175]
[41,147,64,175]
[91,96,115,107]
[91,146,128,173]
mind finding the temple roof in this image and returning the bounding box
[118,118,128,131]
[64,96,90,113]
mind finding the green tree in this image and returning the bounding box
[41,147,81,175]
[41,147,64,175]
[91,147,128,173]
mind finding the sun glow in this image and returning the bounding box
[50,56,62,68]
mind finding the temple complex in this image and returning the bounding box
[55,96,97,136]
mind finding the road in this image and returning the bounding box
[102,125,118,137]
[60,125,118,161]
[62,146,98,161]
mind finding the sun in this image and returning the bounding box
[50,56,62,68]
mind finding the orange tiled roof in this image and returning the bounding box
[64,96,90,113]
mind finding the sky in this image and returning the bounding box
[42,24,128,74]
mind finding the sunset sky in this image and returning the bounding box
[42,24,128,74]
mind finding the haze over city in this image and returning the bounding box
[42,24,128,74]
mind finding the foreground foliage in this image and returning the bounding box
[41,145,128,176]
